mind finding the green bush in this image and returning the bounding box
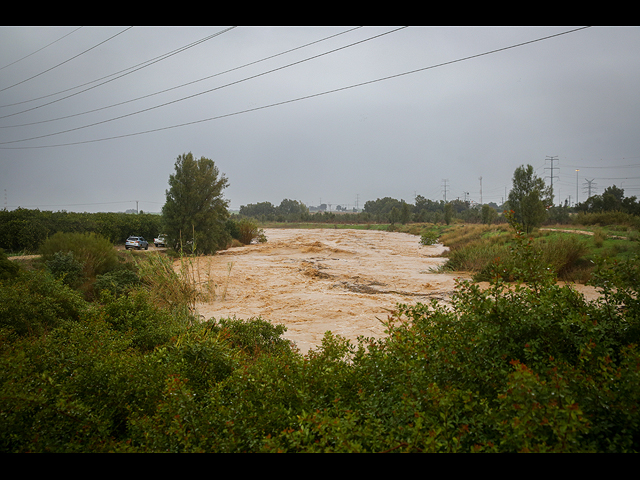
[0,248,20,281]
[1,236,639,451]
[442,226,589,283]
[45,251,85,288]
[236,218,267,245]
[420,230,439,246]
[573,211,640,229]
[94,268,140,298]
[213,316,294,358]
[593,228,607,248]
[40,232,119,280]
[0,270,88,337]
[100,289,192,352]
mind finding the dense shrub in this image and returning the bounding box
[419,229,439,246]
[40,232,119,280]
[0,249,20,281]
[0,270,88,337]
[572,211,640,229]
[236,218,267,245]
[99,289,191,351]
[94,268,140,298]
[1,236,639,451]
[440,223,590,283]
[45,251,85,288]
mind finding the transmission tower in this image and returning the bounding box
[442,179,449,202]
[545,156,559,204]
[583,178,597,199]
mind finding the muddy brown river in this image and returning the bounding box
[188,228,599,355]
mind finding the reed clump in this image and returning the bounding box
[136,252,233,315]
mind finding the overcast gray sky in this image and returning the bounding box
[1,26,639,213]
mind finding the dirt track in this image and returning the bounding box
[194,228,466,354]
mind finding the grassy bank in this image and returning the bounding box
[421,223,640,283]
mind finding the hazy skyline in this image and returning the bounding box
[1,26,639,213]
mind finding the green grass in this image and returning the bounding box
[436,224,640,283]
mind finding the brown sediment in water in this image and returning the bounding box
[194,228,601,355]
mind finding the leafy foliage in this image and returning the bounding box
[1,232,639,451]
[0,208,163,253]
[0,248,20,281]
[481,204,498,225]
[40,232,119,280]
[239,200,309,223]
[162,153,230,254]
[419,228,440,246]
[576,185,640,216]
[508,164,552,234]
[94,268,141,298]
[235,218,267,245]
[45,251,85,288]
[0,270,88,337]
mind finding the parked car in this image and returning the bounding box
[125,236,149,250]
[154,234,167,248]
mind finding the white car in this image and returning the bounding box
[125,236,149,250]
[154,235,167,247]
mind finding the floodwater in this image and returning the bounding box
[194,228,468,354]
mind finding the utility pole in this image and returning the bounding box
[355,194,359,211]
[136,200,139,214]
[545,156,559,204]
[479,177,483,205]
[575,169,579,206]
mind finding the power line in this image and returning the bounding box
[1,26,590,150]
[0,28,229,110]
[567,164,640,169]
[5,200,158,208]
[1,27,406,145]
[0,27,133,93]
[589,176,640,180]
[563,159,640,169]
[545,155,559,203]
[0,26,83,71]
[0,27,237,118]
[1,26,362,129]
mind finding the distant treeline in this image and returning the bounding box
[238,196,507,225]
[575,185,640,216]
[0,208,163,253]
[240,186,640,227]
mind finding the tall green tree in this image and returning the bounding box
[508,164,552,234]
[481,204,497,225]
[443,202,453,225]
[162,153,230,254]
[400,201,411,225]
